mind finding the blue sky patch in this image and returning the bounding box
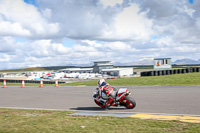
[15,37,28,43]
[63,38,75,48]
[95,40,103,44]
[189,0,194,4]
[24,0,37,6]
[152,36,159,40]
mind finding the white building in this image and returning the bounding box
[102,68,133,77]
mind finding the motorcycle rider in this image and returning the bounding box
[96,79,117,108]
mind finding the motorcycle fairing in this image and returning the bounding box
[116,88,127,102]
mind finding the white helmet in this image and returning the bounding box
[97,79,106,87]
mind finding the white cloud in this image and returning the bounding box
[0,36,16,52]
[105,42,132,51]
[174,46,196,52]
[0,54,10,62]
[196,18,200,29]
[183,6,195,17]
[73,44,97,52]
[81,40,102,47]
[0,0,59,38]
[100,0,123,7]
[27,64,42,68]
[154,36,174,47]
[27,40,72,57]
[41,8,52,19]
[102,4,153,41]
[0,19,31,37]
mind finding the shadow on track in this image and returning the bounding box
[70,107,127,111]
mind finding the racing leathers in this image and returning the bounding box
[95,83,116,108]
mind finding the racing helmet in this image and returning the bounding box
[97,79,106,87]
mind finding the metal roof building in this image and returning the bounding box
[102,68,133,77]
[93,61,114,73]
[59,68,93,73]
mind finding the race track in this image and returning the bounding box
[0,86,200,115]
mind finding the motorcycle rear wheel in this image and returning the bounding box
[120,96,136,109]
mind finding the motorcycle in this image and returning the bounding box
[93,88,136,109]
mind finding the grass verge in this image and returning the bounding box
[63,72,200,86]
[0,108,200,133]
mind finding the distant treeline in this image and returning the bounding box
[116,64,200,68]
[38,66,78,70]
[1,64,200,72]
[38,64,200,70]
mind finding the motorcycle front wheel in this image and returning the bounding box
[94,100,105,108]
[120,96,136,109]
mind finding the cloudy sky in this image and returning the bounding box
[0,0,199,70]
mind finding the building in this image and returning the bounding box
[102,68,133,77]
[154,58,172,70]
[58,61,133,78]
[93,61,114,73]
[59,68,93,73]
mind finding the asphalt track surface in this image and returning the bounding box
[0,85,200,116]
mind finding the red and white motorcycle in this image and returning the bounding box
[93,88,136,109]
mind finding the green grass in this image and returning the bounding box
[63,72,200,86]
[0,108,200,133]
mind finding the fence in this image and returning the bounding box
[141,67,200,76]
[0,79,65,84]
